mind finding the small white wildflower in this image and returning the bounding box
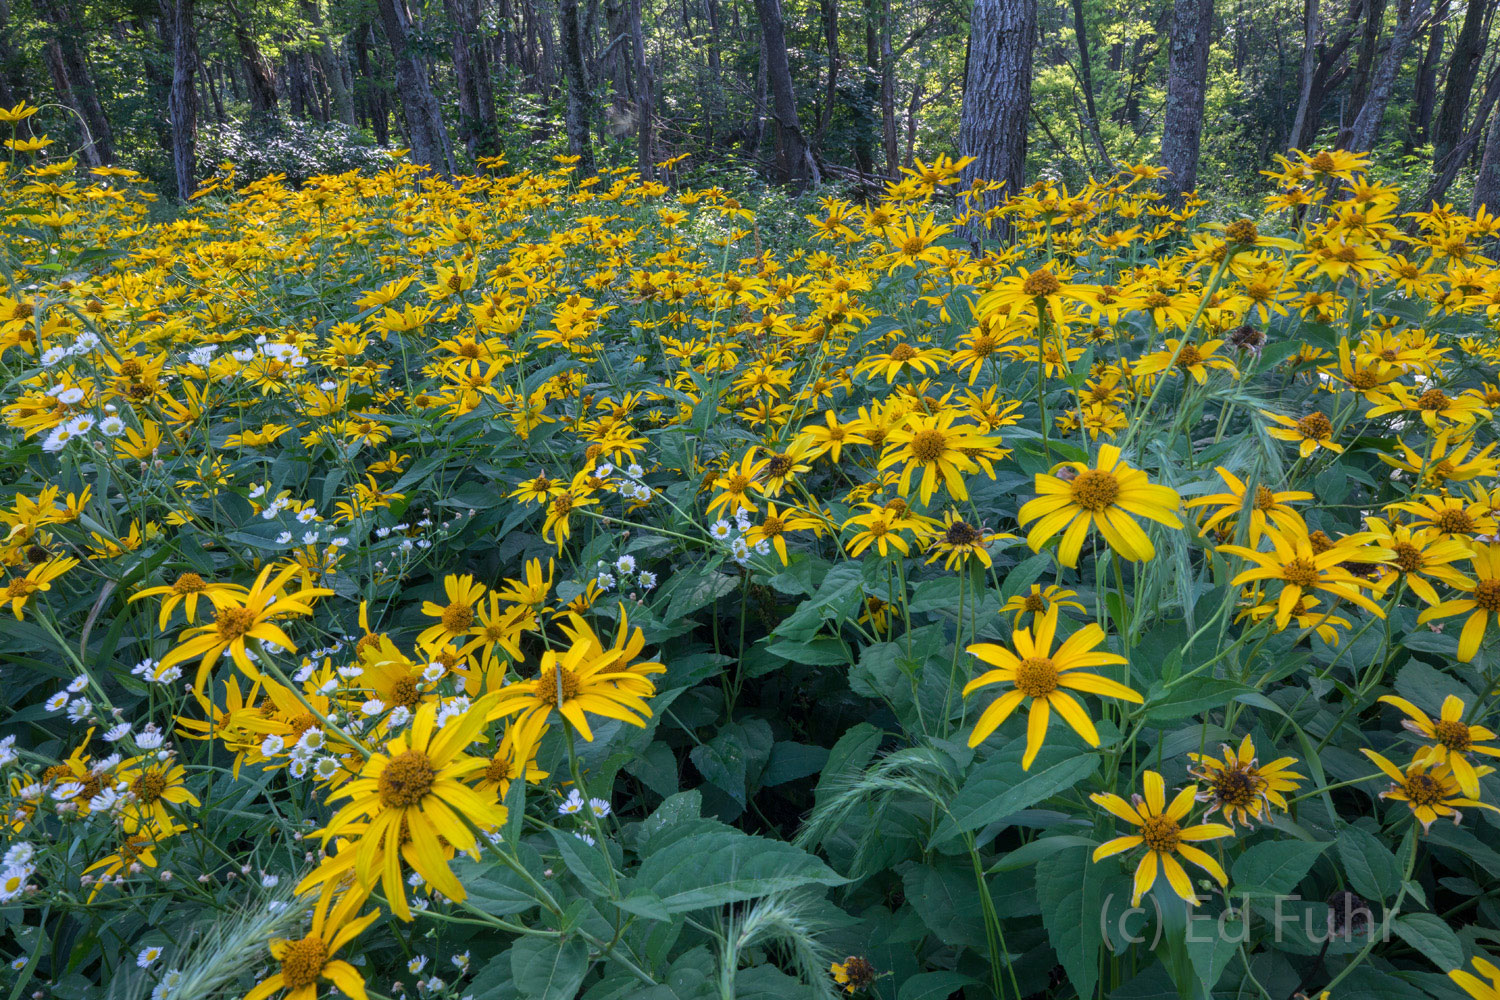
[361,698,386,717]
[4,844,33,868]
[422,662,447,683]
[408,955,428,974]
[313,757,341,781]
[67,675,88,693]
[638,571,657,590]
[99,415,126,436]
[52,780,84,802]
[388,706,411,728]
[558,789,585,815]
[44,691,69,712]
[614,555,636,575]
[573,831,596,846]
[66,698,92,722]
[56,387,85,405]
[596,572,616,591]
[589,797,612,818]
[137,946,163,968]
[260,873,280,888]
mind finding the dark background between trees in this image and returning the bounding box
[9,0,1500,212]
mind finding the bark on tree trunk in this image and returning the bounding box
[1347,0,1433,150]
[375,0,456,175]
[752,0,818,186]
[37,0,114,164]
[446,0,498,157]
[880,0,897,175]
[1472,87,1500,214]
[1158,0,1213,201]
[356,26,391,145]
[1288,0,1321,148]
[1433,0,1489,163]
[309,0,356,126]
[815,0,839,144]
[1070,0,1110,166]
[958,0,1037,233]
[629,0,654,177]
[558,0,597,172]
[228,0,279,118]
[1408,6,1444,150]
[167,0,197,199]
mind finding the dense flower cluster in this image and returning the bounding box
[3,125,1500,999]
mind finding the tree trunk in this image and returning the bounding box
[880,0,897,175]
[310,0,356,126]
[36,0,114,165]
[1347,0,1432,150]
[1288,0,1321,148]
[446,0,497,156]
[558,0,597,171]
[0,0,26,108]
[228,0,279,118]
[167,0,197,199]
[355,26,391,145]
[629,0,654,177]
[958,0,1037,231]
[1421,64,1500,202]
[1472,84,1500,213]
[1433,0,1489,163]
[815,0,839,144]
[752,0,818,186]
[1408,4,1444,149]
[1070,0,1110,166]
[375,0,456,175]
[1158,0,1213,201]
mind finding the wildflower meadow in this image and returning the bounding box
[4,129,1500,1000]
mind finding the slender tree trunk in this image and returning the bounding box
[1069,0,1110,166]
[37,0,114,164]
[204,58,225,121]
[558,0,597,171]
[958,0,1037,233]
[1433,0,1489,162]
[229,0,279,118]
[904,77,921,167]
[1421,64,1500,202]
[1289,0,1321,148]
[375,0,456,174]
[1159,0,1213,201]
[880,0,897,175]
[1473,84,1500,213]
[1344,0,1387,129]
[309,0,356,126]
[1408,4,1444,149]
[167,0,197,199]
[356,27,391,145]
[752,0,818,186]
[1347,0,1433,150]
[815,0,839,144]
[629,0,654,177]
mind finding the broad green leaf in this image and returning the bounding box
[548,828,613,897]
[634,825,847,911]
[930,741,1099,846]
[1230,840,1328,896]
[898,971,979,1000]
[1338,825,1401,902]
[511,935,590,1000]
[1036,847,1105,1000]
[1393,913,1464,972]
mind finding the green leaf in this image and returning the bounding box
[457,846,546,917]
[990,834,1098,872]
[1143,677,1256,723]
[761,741,830,786]
[930,742,1099,846]
[634,824,847,912]
[1393,913,1464,972]
[897,859,988,948]
[813,722,882,810]
[898,971,979,1000]
[688,718,774,805]
[662,571,738,621]
[1338,825,1401,902]
[549,828,613,897]
[511,935,591,1000]
[1036,847,1105,1000]
[1230,840,1329,896]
